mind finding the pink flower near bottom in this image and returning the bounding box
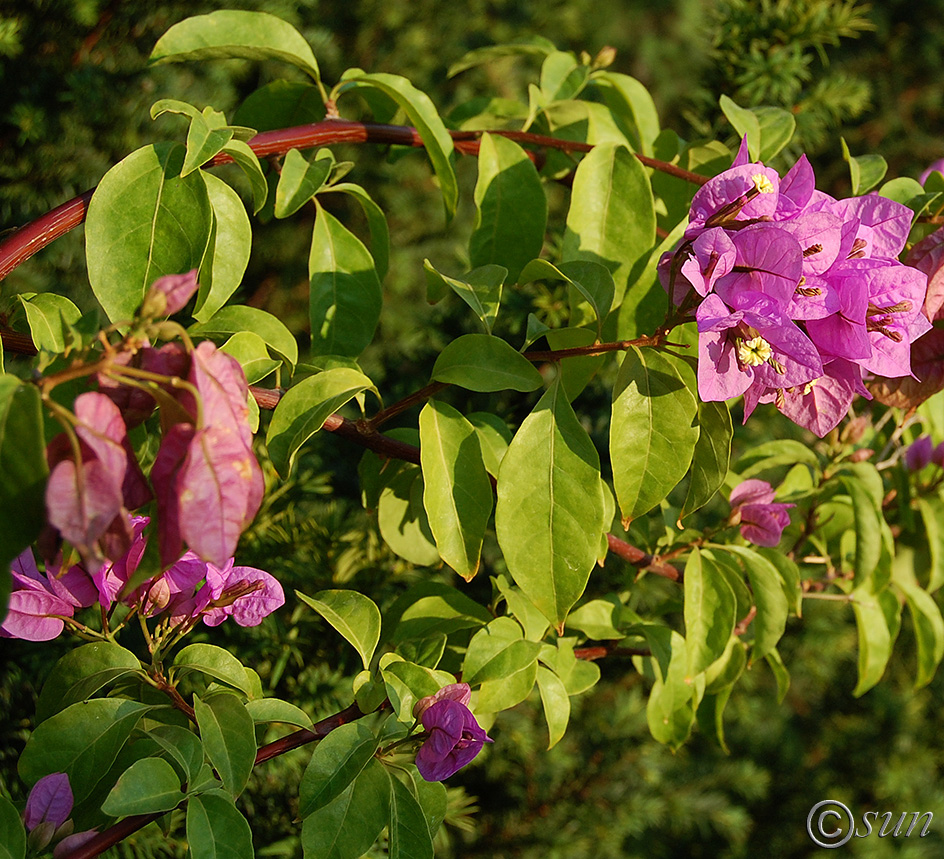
[415,697,493,782]
[729,479,795,547]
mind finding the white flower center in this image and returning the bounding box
[737,336,773,367]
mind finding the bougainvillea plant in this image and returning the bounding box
[3,9,944,858]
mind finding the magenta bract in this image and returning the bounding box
[415,698,493,782]
[729,479,794,547]
[23,772,73,831]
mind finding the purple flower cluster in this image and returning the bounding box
[21,772,97,856]
[660,138,930,437]
[413,683,493,781]
[728,479,794,547]
[2,517,283,642]
[903,435,944,472]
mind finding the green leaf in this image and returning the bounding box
[298,722,379,818]
[267,367,374,477]
[221,139,268,214]
[564,598,624,640]
[519,258,614,337]
[189,304,298,368]
[301,758,389,859]
[470,133,546,283]
[36,642,142,723]
[381,658,454,722]
[735,439,820,477]
[406,768,448,838]
[0,795,25,859]
[593,71,660,156]
[419,401,493,580]
[150,10,322,83]
[245,698,314,728]
[0,378,48,569]
[423,261,505,334]
[840,474,884,589]
[101,757,184,817]
[18,699,154,802]
[495,377,606,627]
[757,547,803,618]
[540,50,588,100]
[310,200,383,358]
[377,468,440,566]
[193,694,256,797]
[466,412,511,478]
[764,648,790,704]
[894,570,944,689]
[448,37,556,77]
[388,772,434,859]
[716,545,789,662]
[681,400,732,518]
[545,327,605,402]
[535,665,570,749]
[719,94,761,159]
[232,80,326,132]
[296,590,382,670]
[86,143,213,324]
[187,790,254,859]
[17,293,81,353]
[194,171,252,323]
[339,72,457,219]
[610,346,698,523]
[841,137,888,195]
[275,148,332,218]
[462,617,542,686]
[918,496,944,593]
[432,334,543,392]
[852,586,901,696]
[476,659,539,712]
[561,142,656,303]
[753,106,797,161]
[146,725,204,783]
[389,582,492,644]
[496,577,550,641]
[321,183,390,280]
[172,644,254,697]
[646,630,699,750]
[684,549,736,675]
[183,114,234,177]
[220,331,280,384]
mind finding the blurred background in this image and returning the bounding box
[3,1,944,856]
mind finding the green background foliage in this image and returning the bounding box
[3,1,944,857]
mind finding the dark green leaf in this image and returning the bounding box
[172,644,253,697]
[321,183,390,280]
[0,795,24,859]
[187,790,254,859]
[388,772,434,859]
[423,261,505,333]
[193,694,256,797]
[298,722,379,818]
[101,757,184,817]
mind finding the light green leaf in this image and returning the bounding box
[423,261,505,333]
[406,768,447,838]
[297,590,381,670]
[17,293,81,353]
[918,496,944,592]
[101,757,184,817]
[194,170,252,323]
[0,795,25,859]
[193,693,256,797]
[719,94,761,160]
[221,138,268,214]
[841,137,888,195]
[467,412,512,477]
[470,133,546,283]
[535,665,570,749]
[388,581,492,644]
[321,182,390,280]
[419,401,493,580]
[86,143,213,324]
[448,37,556,77]
[18,699,154,802]
[765,648,790,703]
[753,106,797,161]
[852,586,901,696]
[684,549,736,674]
[378,468,441,566]
[146,725,204,783]
[220,331,280,384]
[150,10,322,83]
[519,258,614,337]
[310,200,383,358]
[339,72,457,219]
[495,377,606,627]
[894,568,944,689]
[182,112,235,177]
[187,790,254,859]
[840,474,884,589]
[0,390,50,570]
[298,722,379,818]
[245,698,314,728]
[301,758,389,859]
[476,660,538,712]
[36,642,143,723]
[432,333,543,392]
[462,617,542,686]
[646,630,699,750]
[564,598,624,640]
[388,772,434,859]
[496,577,550,642]
[561,142,656,303]
[275,148,332,218]
[610,346,698,523]
[172,643,254,697]
[735,439,820,477]
[267,367,374,477]
[757,547,803,617]
[593,71,660,156]
[681,400,732,518]
[189,304,298,368]
[540,50,588,100]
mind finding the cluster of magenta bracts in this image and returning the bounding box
[2,272,283,641]
[660,139,931,437]
[20,773,97,857]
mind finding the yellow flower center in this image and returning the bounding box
[737,336,773,367]
[752,173,775,194]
